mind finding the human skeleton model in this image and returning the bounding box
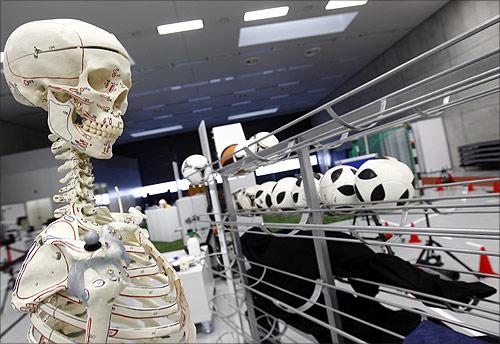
[4,19,195,343]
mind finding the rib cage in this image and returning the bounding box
[16,136,194,343]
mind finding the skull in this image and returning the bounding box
[3,19,132,159]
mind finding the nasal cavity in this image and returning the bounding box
[113,90,128,113]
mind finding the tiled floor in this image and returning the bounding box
[1,187,498,343]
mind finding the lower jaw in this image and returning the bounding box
[70,125,116,159]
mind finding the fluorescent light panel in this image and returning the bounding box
[238,12,358,47]
[244,6,289,21]
[228,107,278,121]
[326,0,368,10]
[130,125,183,138]
[157,19,203,35]
[0,51,4,63]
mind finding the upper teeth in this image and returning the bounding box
[81,119,122,138]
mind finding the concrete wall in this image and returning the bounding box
[317,0,499,170]
[0,147,142,213]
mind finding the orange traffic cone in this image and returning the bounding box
[492,181,500,193]
[479,246,499,276]
[408,222,422,243]
[467,183,475,192]
[383,221,393,239]
[436,177,444,192]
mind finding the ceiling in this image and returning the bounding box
[0,0,447,145]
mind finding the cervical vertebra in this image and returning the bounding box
[4,19,195,343]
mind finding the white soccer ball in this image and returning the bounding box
[244,185,258,210]
[181,154,211,185]
[234,142,248,161]
[354,157,415,205]
[271,177,298,209]
[255,181,276,210]
[247,132,279,154]
[233,186,258,210]
[291,173,322,207]
[319,166,358,205]
[233,188,250,210]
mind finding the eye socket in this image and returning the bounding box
[87,68,110,91]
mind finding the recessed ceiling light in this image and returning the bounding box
[188,96,211,103]
[232,101,252,106]
[153,114,173,120]
[144,104,165,111]
[308,88,327,93]
[193,107,212,113]
[130,125,183,137]
[228,107,278,121]
[278,81,300,87]
[0,52,4,64]
[238,12,358,47]
[270,94,289,100]
[157,19,204,35]
[244,6,289,22]
[325,0,368,10]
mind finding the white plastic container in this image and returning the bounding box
[187,233,201,257]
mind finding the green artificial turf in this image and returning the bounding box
[262,214,352,232]
[152,239,185,253]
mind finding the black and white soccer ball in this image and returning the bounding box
[354,157,415,205]
[271,177,297,209]
[233,186,258,210]
[247,132,279,154]
[291,173,322,207]
[181,154,211,185]
[255,181,276,209]
[319,166,358,205]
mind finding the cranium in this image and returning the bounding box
[3,19,131,159]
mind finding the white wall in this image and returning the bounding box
[0,147,60,205]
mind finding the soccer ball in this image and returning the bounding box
[233,142,248,161]
[291,173,322,207]
[247,132,279,154]
[233,186,258,210]
[181,154,211,185]
[255,181,276,209]
[354,157,415,205]
[220,143,238,167]
[244,185,258,210]
[271,177,297,209]
[319,166,358,205]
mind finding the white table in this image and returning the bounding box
[162,249,215,331]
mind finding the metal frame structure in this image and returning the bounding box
[194,15,499,344]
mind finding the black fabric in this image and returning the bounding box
[241,228,496,343]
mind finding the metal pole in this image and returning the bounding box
[172,161,188,244]
[221,175,260,342]
[172,161,183,200]
[363,136,370,154]
[197,121,235,295]
[297,147,343,344]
